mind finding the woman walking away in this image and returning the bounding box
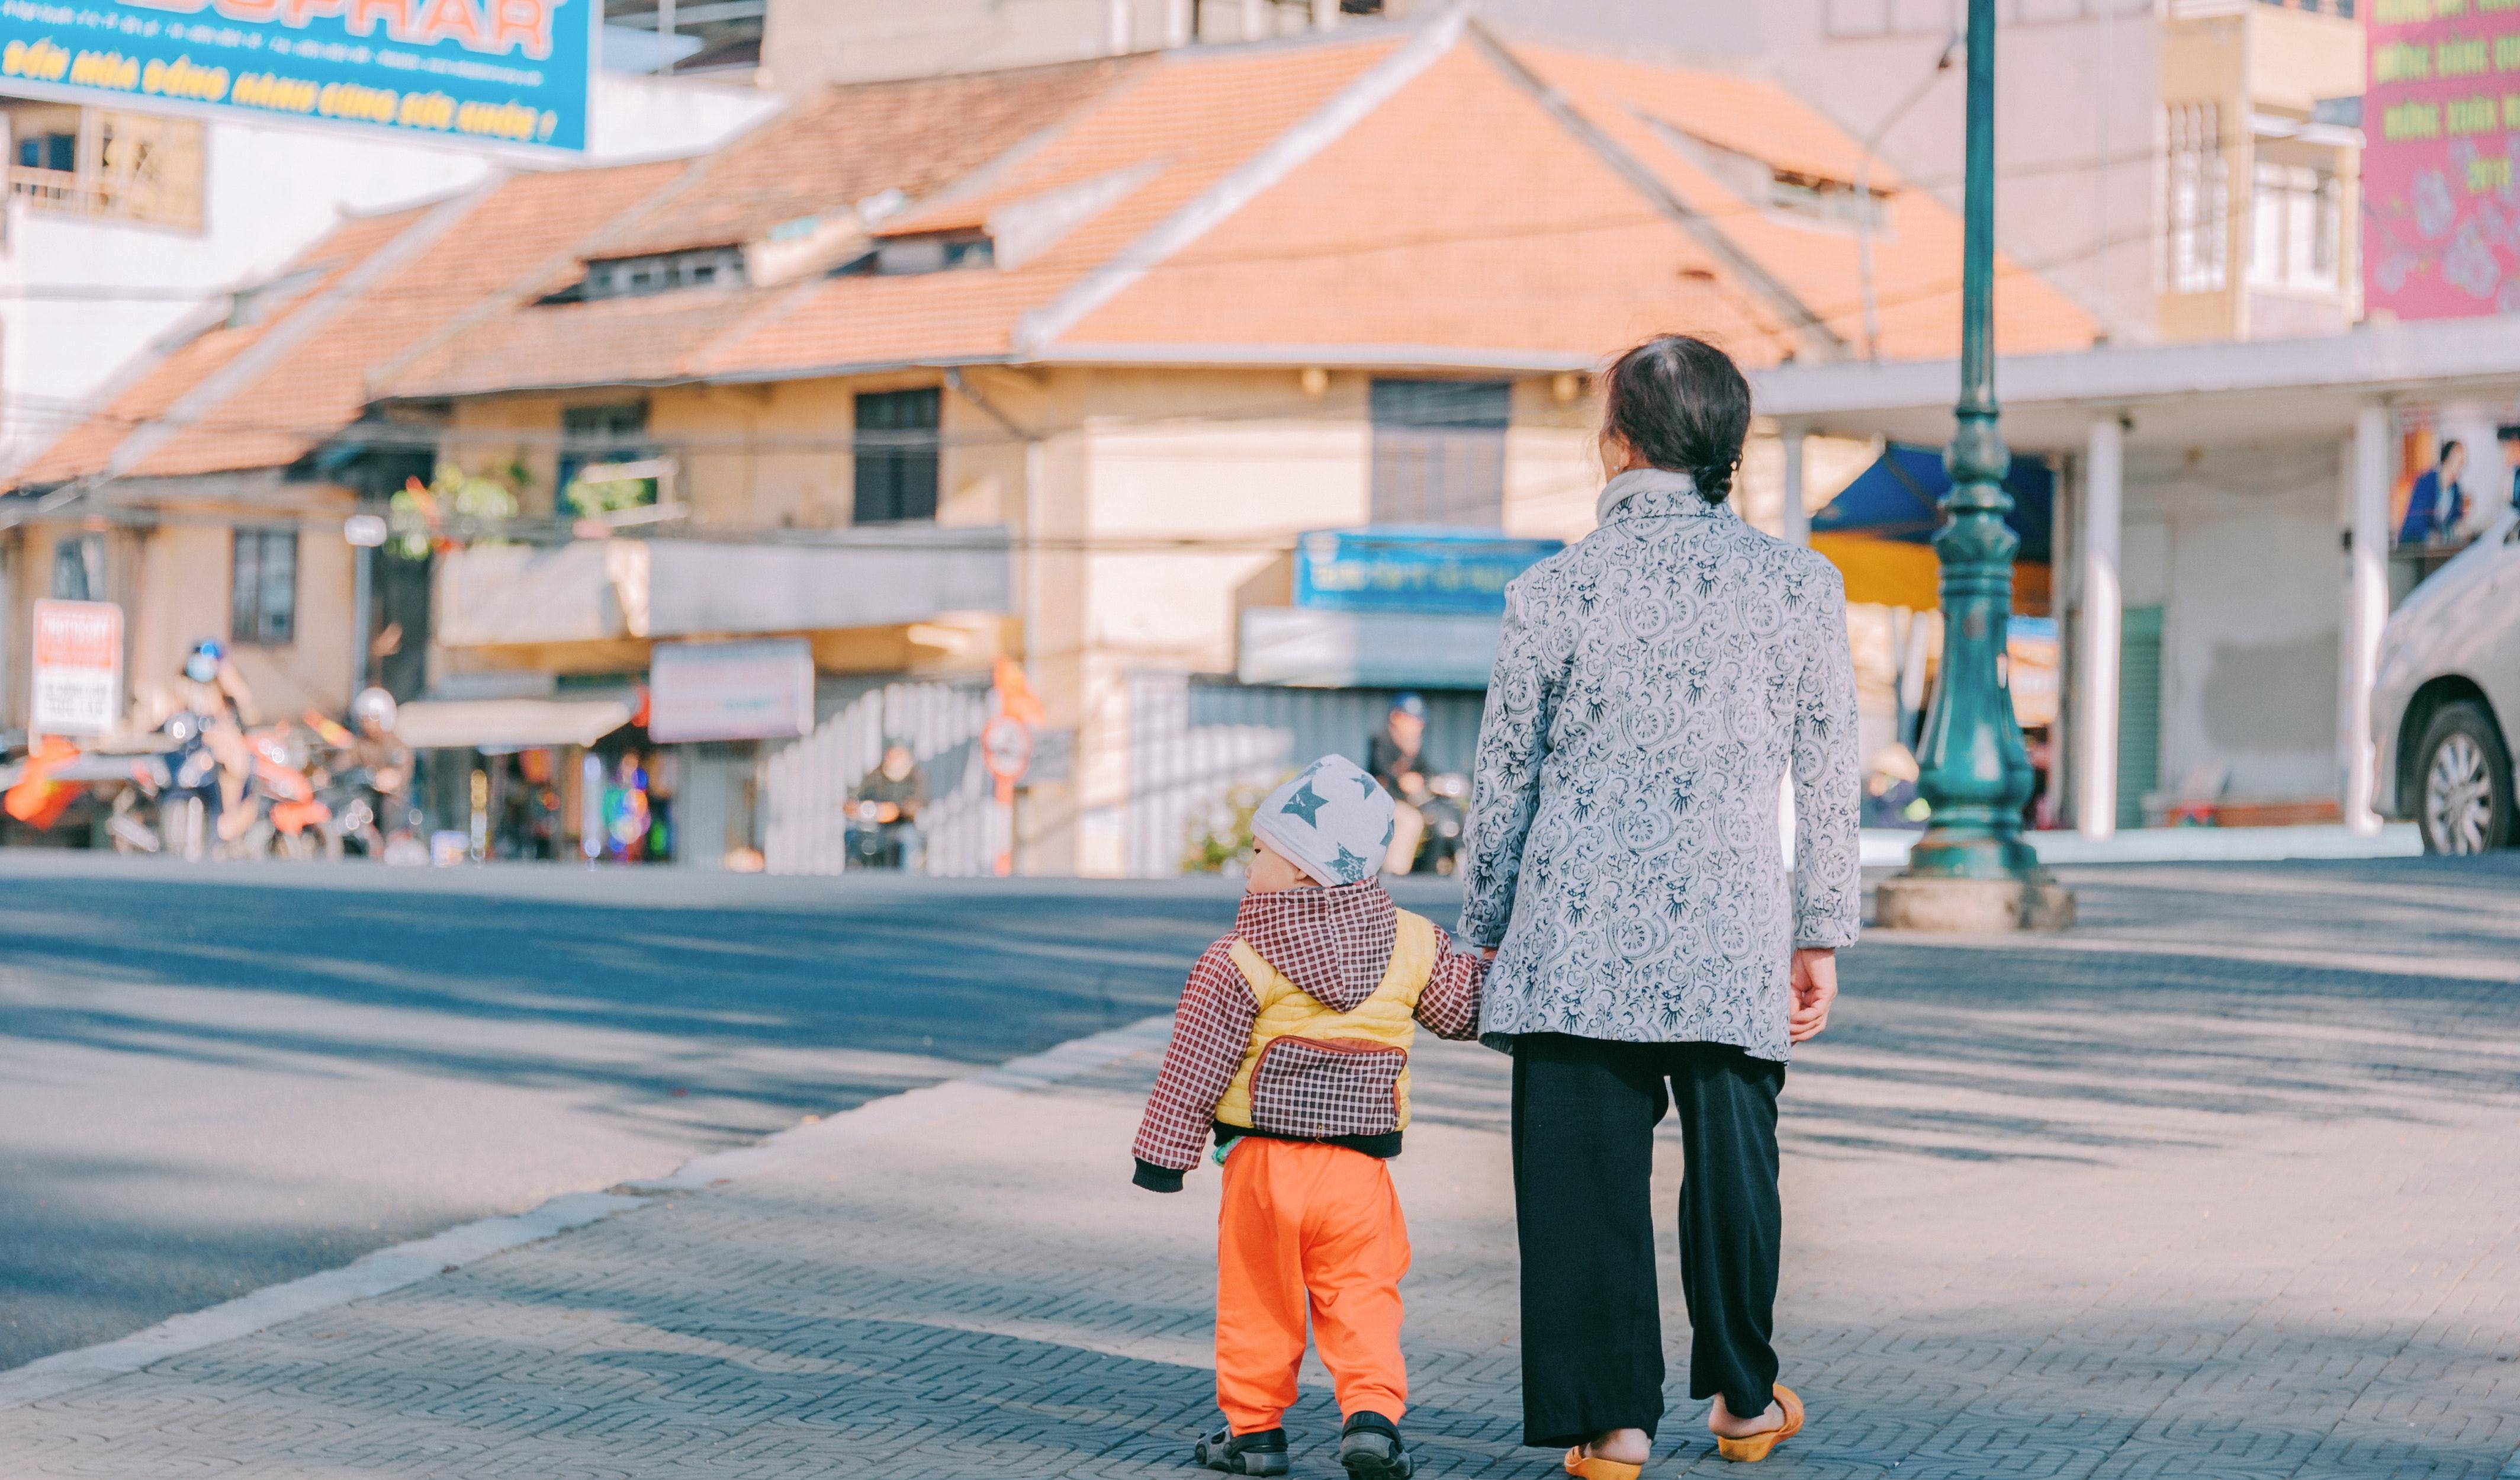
[1459,335,1860,1471]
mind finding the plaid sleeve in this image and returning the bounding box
[1131,940,1259,1174]
[1413,922,1487,1042]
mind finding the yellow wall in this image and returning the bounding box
[2160,14,2252,344]
[2248,4,2364,116]
[447,394,564,515]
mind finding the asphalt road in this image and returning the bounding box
[8,850,2515,1382]
[0,855,1473,1372]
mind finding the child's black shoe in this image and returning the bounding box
[1338,1412,1413,1479]
[1194,1426,1288,1476]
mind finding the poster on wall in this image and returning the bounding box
[2363,0,2520,319]
[0,0,596,152]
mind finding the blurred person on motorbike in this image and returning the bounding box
[339,688,413,819]
[137,638,259,845]
[851,741,929,872]
[1368,692,1429,875]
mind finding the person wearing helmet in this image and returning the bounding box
[149,637,260,842]
[339,687,413,818]
[1369,692,1431,874]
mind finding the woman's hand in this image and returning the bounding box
[1787,948,1837,1043]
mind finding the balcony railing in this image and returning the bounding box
[433,526,1016,650]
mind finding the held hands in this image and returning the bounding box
[1787,948,1837,1044]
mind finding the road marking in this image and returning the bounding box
[0,1012,1175,1411]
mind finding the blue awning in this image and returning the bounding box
[1811,443,2053,562]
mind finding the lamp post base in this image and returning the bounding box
[1875,872,2076,932]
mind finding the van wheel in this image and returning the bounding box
[2415,701,2514,855]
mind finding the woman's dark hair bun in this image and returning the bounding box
[1600,335,1752,503]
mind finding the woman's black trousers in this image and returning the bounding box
[1509,1032,1783,1448]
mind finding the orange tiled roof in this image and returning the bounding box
[13,159,690,486]
[592,55,1148,262]
[690,31,1407,378]
[20,18,2100,486]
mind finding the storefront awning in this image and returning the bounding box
[1811,442,2052,558]
[395,697,633,752]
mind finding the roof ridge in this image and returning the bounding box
[1465,23,1849,363]
[570,100,796,261]
[97,178,503,483]
[1010,5,1470,358]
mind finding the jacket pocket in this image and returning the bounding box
[1248,1036,1404,1139]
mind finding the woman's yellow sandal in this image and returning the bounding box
[1713,1385,1804,1464]
[1563,1446,1642,1480]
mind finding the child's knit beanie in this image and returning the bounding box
[1251,754,1396,886]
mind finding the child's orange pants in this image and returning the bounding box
[1215,1137,1410,1435]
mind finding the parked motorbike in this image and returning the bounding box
[844,799,910,871]
[104,710,224,859]
[247,725,330,861]
[1406,772,1468,876]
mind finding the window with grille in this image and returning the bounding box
[232,528,297,646]
[580,248,747,300]
[1369,380,1510,527]
[854,388,941,524]
[2164,102,2228,293]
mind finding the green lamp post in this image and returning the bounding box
[1873,0,2074,932]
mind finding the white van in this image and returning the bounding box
[2373,509,2520,853]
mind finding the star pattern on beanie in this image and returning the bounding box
[1252,755,1397,887]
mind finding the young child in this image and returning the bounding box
[1133,755,1488,1480]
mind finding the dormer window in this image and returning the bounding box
[577,246,748,300]
[1764,169,1883,228]
[1640,114,1886,230]
[835,230,994,277]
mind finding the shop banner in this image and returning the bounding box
[1293,528,1563,616]
[31,598,123,737]
[648,638,813,744]
[2364,0,2520,319]
[0,0,596,152]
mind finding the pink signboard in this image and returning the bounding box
[2363,0,2520,320]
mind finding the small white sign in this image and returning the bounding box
[31,599,123,737]
[30,600,123,736]
[647,638,814,744]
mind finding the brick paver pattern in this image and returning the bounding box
[2,859,2516,1479]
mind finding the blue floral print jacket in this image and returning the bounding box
[1460,467,1862,1062]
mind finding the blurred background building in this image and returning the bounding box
[4,0,2516,871]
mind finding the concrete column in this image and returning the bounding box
[1779,426,1811,545]
[1165,0,1193,47]
[2341,404,2391,834]
[1107,0,1132,53]
[2074,416,2122,839]
[1242,0,1264,38]
[1312,0,1338,30]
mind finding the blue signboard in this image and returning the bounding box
[0,0,594,152]
[1293,528,1563,616]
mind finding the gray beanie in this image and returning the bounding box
[1252,755,1396,886]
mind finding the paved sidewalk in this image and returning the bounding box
[3,859,2518,1479]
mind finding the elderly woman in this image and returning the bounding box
[1459,335,1860,1472]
